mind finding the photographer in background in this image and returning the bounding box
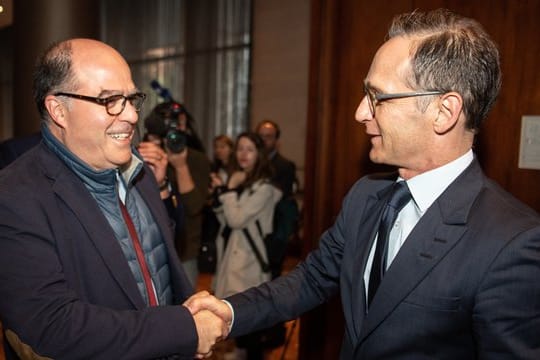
[144,101,211,287]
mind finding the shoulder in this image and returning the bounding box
[186,148,211,173]
[347,171,397,198]
[273,153,295,167]
[476,177,540,230]
[0,144,54,190]
[250,179,281,197]
[187,147,209,162]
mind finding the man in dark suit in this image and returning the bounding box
[256,119,297,198]
[0,38,226,359]
[185,9,540,359]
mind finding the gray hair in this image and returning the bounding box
[33,40,79,122]
[388,8,501,131]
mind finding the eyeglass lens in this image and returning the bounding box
[106,94,145,115]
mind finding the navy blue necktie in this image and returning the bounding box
[368,181,411,306]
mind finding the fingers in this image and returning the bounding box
[183,292,232,325]
[137,141,168,183]
[227,171,246,188]
[138,141,167,163]
[193,309,227,357]
[166,146,189,168]
[184,290,211,309]
[194,350,212,359]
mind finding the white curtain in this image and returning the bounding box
[100,0,251,153]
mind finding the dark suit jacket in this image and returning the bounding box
[270,152,296,198]
[0,132,42,170]
[227,159,540,359]
[0,143,198,359]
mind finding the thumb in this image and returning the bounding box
[183,291,211,314]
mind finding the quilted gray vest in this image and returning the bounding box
[42,126,172,306]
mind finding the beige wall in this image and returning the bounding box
[250,0,310,191]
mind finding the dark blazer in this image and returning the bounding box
[270,152,296,198]
[227,159,540,359]
[0,132,42,170]
[0,143,198,359]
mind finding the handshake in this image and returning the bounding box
[183,291,233,359]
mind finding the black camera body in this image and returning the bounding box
[145,81,189,153]
[144,101,188,153]
[165,127,187,153]
[163,102,187,153]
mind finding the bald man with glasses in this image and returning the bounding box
[0,38,226,359]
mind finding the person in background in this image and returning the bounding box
[186,8,540,359]
[256,119,300,278]
[144,102,211,287]
[198,134,234,275]
[210,134,234,185]
[0,132,42,169]
[255,119,297,198]
[0,38,226,359]
[210,132,282,360]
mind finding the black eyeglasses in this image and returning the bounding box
[54,92,147,116]
[364,85,443,117]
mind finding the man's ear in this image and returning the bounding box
[44,95,68,128]
[433,92,463,134]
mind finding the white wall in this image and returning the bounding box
[250,0,310,190]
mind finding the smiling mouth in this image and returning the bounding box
[107,130,133,140]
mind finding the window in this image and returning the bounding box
[100,0,251,151]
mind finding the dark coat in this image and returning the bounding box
[227,159,540,359]
[269,152,296,198]
[0,143,198,359]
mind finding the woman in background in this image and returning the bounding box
[210,134,234,184]
[198,135,234,274]
[211,132,282,359]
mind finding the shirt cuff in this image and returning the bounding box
[221,299,235,333]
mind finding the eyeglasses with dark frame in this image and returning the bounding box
[364,85,444,117]
[54,92,147,116]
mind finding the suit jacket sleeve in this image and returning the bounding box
[224,176,369,336]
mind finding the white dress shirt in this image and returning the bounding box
[364,150,474,298]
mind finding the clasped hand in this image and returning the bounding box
[183,291,233,359]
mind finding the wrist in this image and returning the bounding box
[215,185,228,196]
[159,177,171,192]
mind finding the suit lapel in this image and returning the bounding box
[356,159,484,344]
[358,209,467,342]
[47,156,146,309]
[349,193,383,339]
[348,180,398,341]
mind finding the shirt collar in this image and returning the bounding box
[403,149,474,213]
[41,122,144,191]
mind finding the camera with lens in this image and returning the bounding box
[144,101,188,153]
[144,80,189,153]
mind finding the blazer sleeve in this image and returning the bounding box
[224,177,369,336]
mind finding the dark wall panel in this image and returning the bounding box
[301,0,540,358]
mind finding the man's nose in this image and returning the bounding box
[122,101,139,124]
[355,95,373,123]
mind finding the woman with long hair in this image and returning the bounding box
[211,132,282,359]
[210,134,234,184]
